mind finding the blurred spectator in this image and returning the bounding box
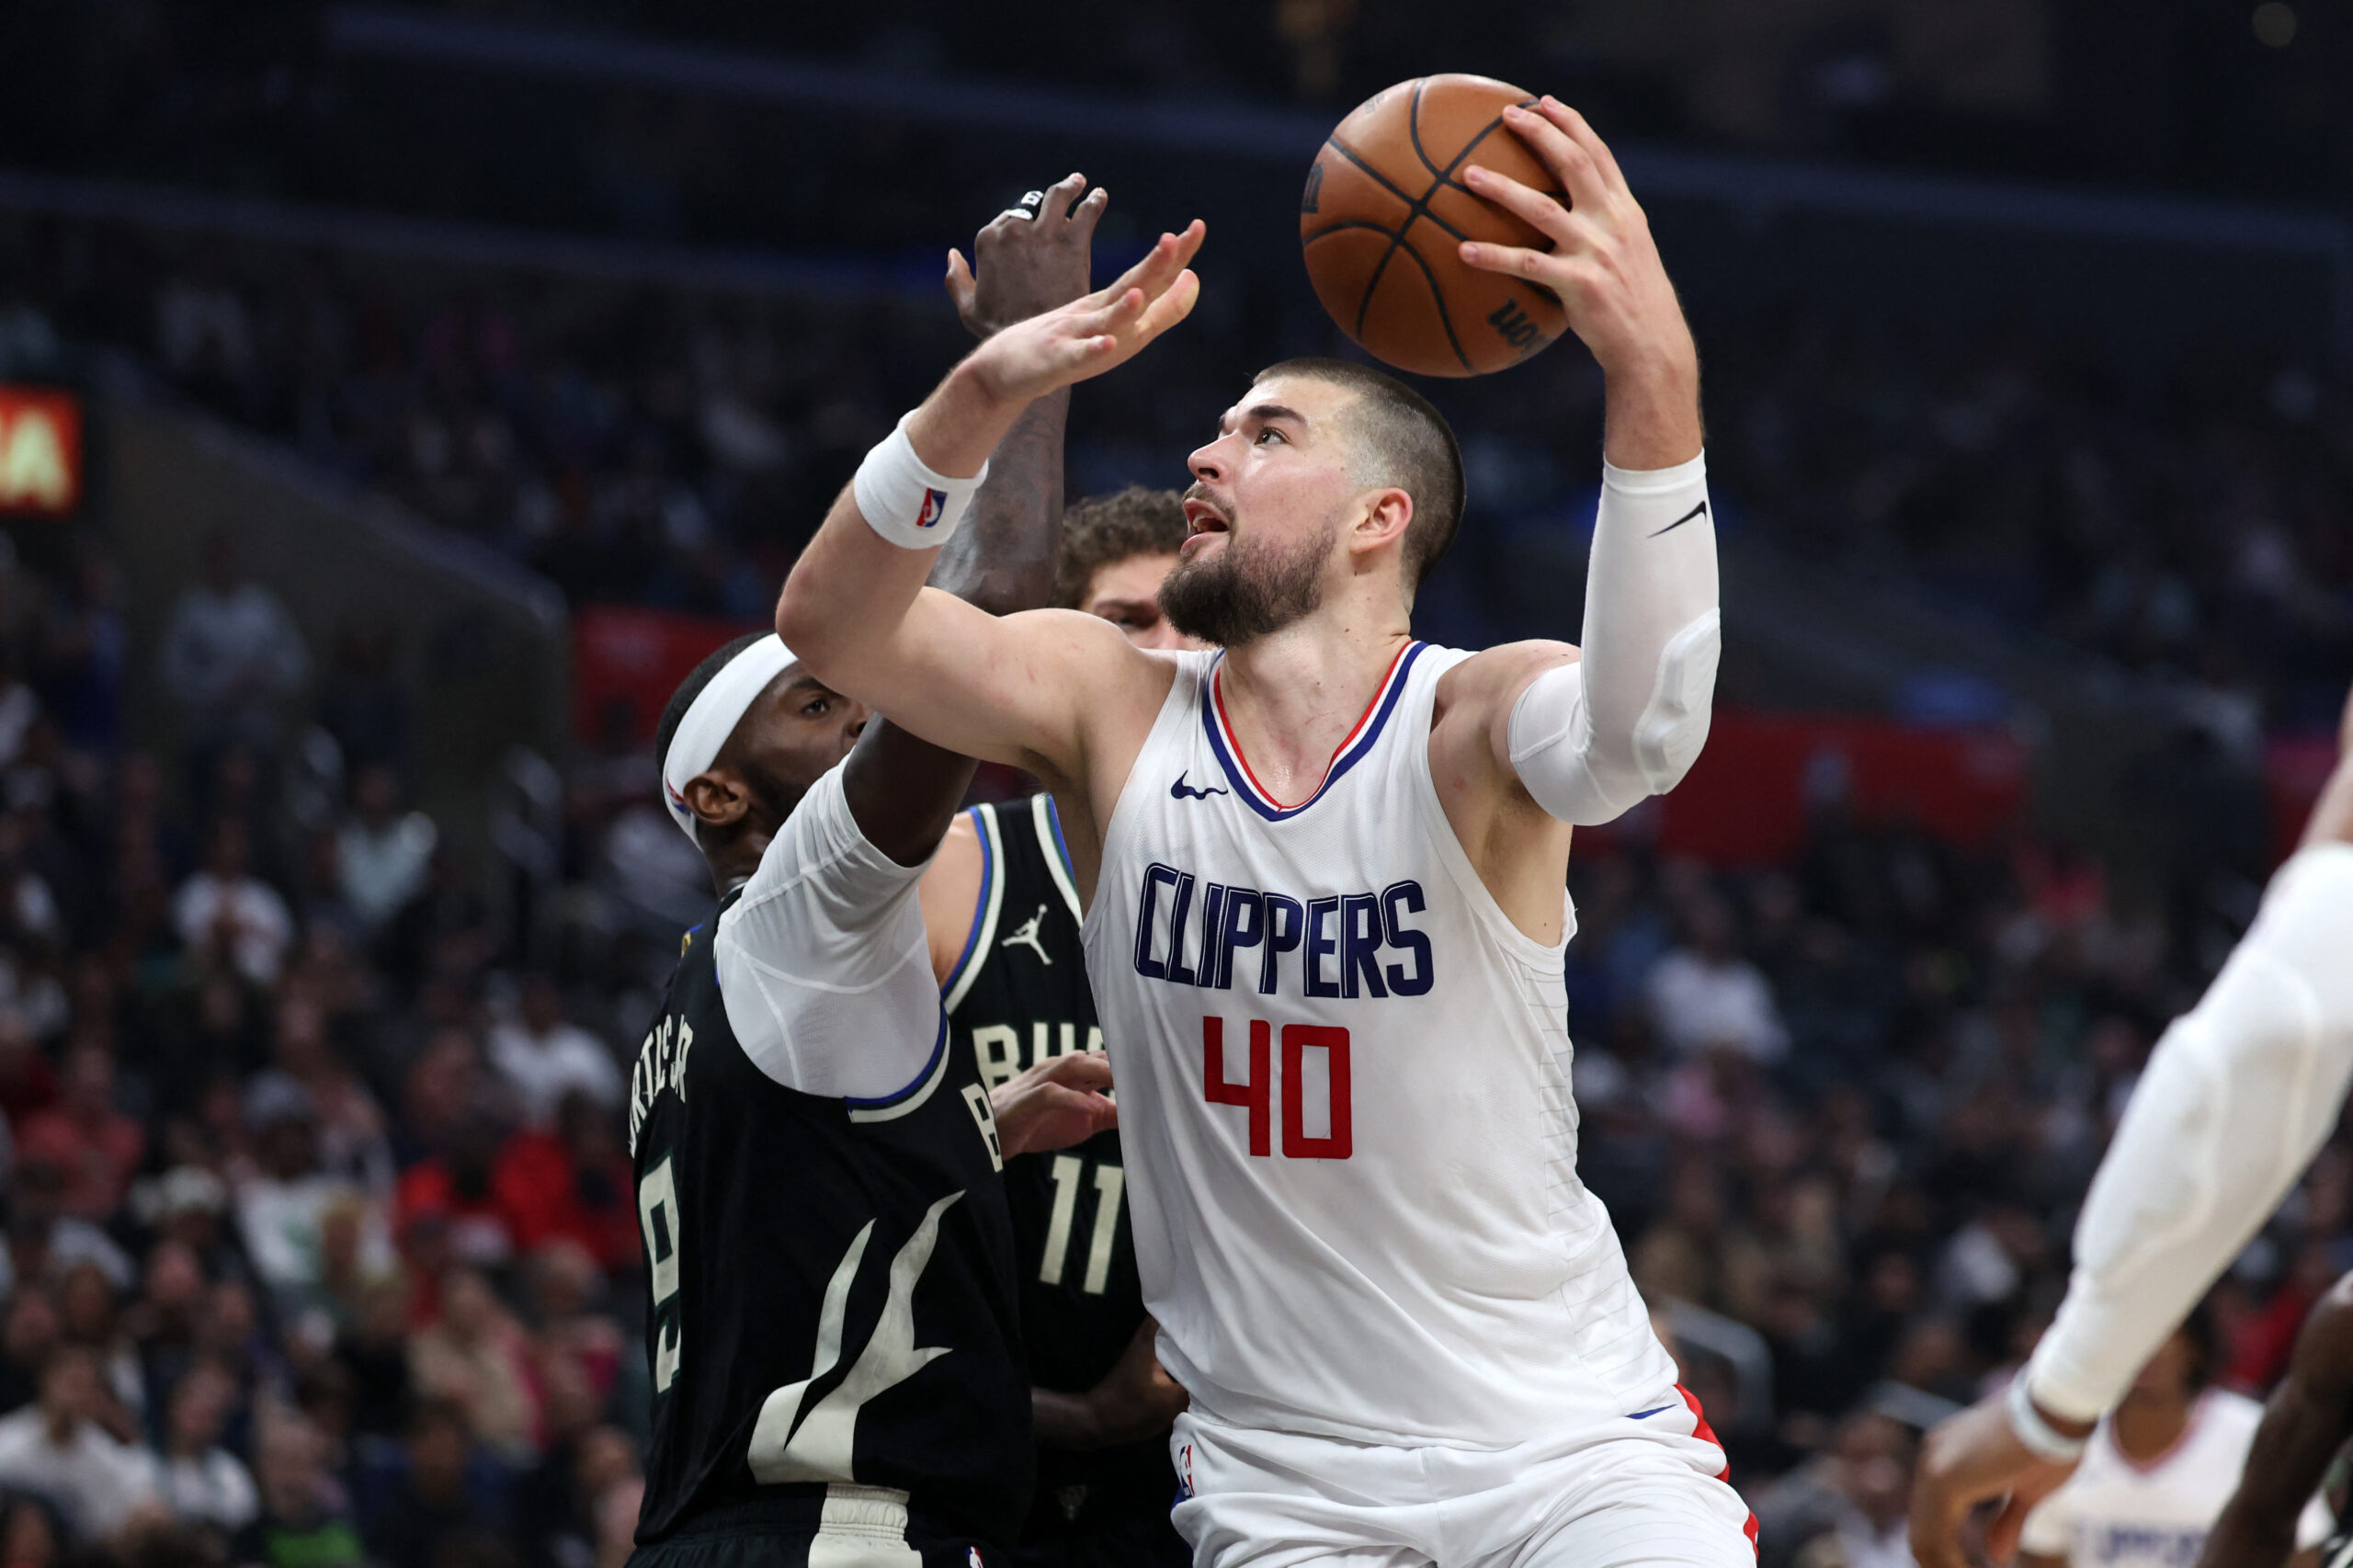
[1755,1409,1919,1568]
[1648,896,1790,1064]
[173,822,293,986]
[15,1048,144,1222]
[0,1494,62,1568]
[406,1270,540,1465]
[335,767,436,935]
[494,1095,638,1274]
[233,1083,394,1309]
[354,1399,513,1568]
[152,1362,258,1538]
[0,1349,158,1542]
[157,533,307,761]
[488,980,620,1133]
[231,1412,363,1568]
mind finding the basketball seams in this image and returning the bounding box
[1390,230,1477,374]
[1320,137,1466,242]
[1304,75,1566,376]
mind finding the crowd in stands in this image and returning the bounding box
[0,210,2347,1568]
[4,208,2348,729]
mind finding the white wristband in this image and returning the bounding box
[853,415,988,549]
[2006,1374,2089,1464]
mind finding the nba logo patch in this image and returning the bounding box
[1176,1441,1195,1499]
[915,487,949,528]
[967,1550,983,1568]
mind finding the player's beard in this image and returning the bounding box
[1161,517,1335,647]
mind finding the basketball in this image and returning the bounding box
[1300,74,1570,379]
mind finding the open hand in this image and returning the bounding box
[1909,1391,2080,1568]
[949,172,1108,338]
[1458,98,1696,385]
[992,1049,1119,1157]
[960,222,1203,407]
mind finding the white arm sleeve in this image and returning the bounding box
[2024,843,2353,1422]
[1506,452,1721,826]
[710,764,944,1099]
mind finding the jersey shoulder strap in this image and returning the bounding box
[941,802,1008,1014]
[943,796,1086,1015]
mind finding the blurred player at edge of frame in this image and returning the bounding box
[1908,682,2353,1568]
[779,98,1760,1568]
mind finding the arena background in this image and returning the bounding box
[0,3,2349,1565]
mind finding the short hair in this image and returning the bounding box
[1052,486,1189,610]
[654,631,768,776]
[1255,357,1465,593]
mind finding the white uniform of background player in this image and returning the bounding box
[779,101,1751,1568]
[2018,1389,2330,1568]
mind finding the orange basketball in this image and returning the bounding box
[1300,74,1569,379]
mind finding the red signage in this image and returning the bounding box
[1643,710,2029,865]
[0,388,82,517]
[573,604,764,749]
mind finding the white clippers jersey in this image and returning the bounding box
[1081,643,1676,1447]
[2019,1390,2332,1568]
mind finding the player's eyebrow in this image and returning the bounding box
[1245,402,1307,429]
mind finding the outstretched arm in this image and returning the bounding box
[1440,99,1718,828]
[838,176,1110,864]
[2200,1275,2353,1568]
[777,222,1203,788]
[1912,682,2353,1568]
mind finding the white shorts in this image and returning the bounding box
[1168,1390,1757,1568]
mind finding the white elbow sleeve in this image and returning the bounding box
[1634,608,1721,793]
[2027,842,2353,1420]
[1508,661,1616,826]
[1508,453,1721,825]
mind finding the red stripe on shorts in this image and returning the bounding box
[1677,1383,1760,1556]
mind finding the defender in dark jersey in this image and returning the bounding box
[918,496,1199,1568]
[629,175,1117,1568]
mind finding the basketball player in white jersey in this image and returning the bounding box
[2016,1311,2329,1568]
[779,97,1755,1568]
[1910,682,2353,1568]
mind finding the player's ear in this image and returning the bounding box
[1351,486,1415,558]
[682,771,754,832]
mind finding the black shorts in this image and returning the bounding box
[631,1495,1007,1568]
[1008,1513,1190,1568]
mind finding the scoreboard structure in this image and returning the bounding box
[0,387,83,517]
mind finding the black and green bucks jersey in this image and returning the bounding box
[942,794,1177,1542]
[630,767,1031,1551]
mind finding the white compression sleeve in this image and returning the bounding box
[2024,842,2353,1422]
[1506,452,1721,826]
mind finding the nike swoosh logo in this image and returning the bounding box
[1170,771,1229,801]
[1649,499,1709,538]
[1628,1404,1677,1420]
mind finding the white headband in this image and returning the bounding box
[661,634,797,846]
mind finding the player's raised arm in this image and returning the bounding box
[1910,679,2353,1568]
[776,220,1204,784]
[838,174,1106,863]
[1449,99,1719,826]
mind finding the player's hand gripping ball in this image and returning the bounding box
[1301,74,1568,378]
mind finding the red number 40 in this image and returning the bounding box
[1202,1017,1351,1160]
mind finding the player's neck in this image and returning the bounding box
[1218,608,1412,806]
[2110,1387,2196,1463]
